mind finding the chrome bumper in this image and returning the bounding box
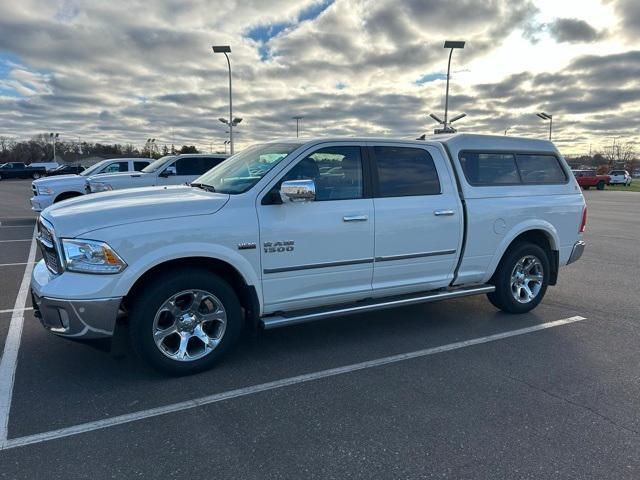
[31,290,121,339]
[567,240,586,265]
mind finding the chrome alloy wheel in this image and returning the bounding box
[152,289,227,362]
[510,255,544,304]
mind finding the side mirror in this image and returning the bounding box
[280,179,316,203]
[160,166,176,177]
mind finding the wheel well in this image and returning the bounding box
[54,191,83,203]
[503,229,559,285]
[123,257,260,331]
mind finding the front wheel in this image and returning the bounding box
[487,242,550,314]
[32,172,41,179]
[129,269,243,375]
[597,181,605,190]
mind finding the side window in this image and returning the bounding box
[102,162,128,173]
[174,158,214,175]
[459,152,519,186]
[134,161,148,171]
[374,146,440,197]
[282,146,363,201]
[199,157,225,173]
[515,154,567,184]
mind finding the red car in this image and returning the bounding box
[572,170,610,190]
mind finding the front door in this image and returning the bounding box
[369,143,462,295]
[257,144,374,312]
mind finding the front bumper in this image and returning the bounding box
[30,195,52,212]
[567,240,586,265]
[31,290,122,339]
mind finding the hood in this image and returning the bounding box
[33,174,81,185]
[42,185,230,238]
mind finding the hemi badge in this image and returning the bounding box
[238,242,257,250]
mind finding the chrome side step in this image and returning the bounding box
[261,284,495,330]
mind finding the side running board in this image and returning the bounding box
[261,284,495,330]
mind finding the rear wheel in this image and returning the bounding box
[54,192,82,203]
[583,185,590,190]
[129,269,243,375]
[597,180,605,190]
[487,242,549,314]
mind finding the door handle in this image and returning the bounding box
[343,215,368,222]
[433,209,455,216]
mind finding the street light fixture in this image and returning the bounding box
[212,45,237,155]
[146,138,156,159]
[536,112,553,140]
[49,132,59,161]
[292,116,303,137]
[429,40,466,134]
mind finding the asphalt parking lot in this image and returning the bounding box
[0,179,638,479]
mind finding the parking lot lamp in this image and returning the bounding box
[49,132,59,161]
[212,45,236,155]
[292,116,303,137]
[536,112,553,141]
[443,41,465,128]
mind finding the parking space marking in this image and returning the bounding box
[0,239,32,243]
[0,226,37,445]
[1,315,586,451]
[0,263,35,268]
[0,307,33,315]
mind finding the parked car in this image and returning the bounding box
[31,134,586,374]
[87,154,228,193]
[572,169,610,190]
[608,169,632,186]
[31,161,60,172]
[45,164,85,176]
[30,158,151,212]
[0,162,47,180]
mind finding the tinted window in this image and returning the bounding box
[282,146,363,201]
[134,161,148,171]
[459,152,519,185]
[373,146,440,197]
[102,162,129,173]
[516,154,567,184]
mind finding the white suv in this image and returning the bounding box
[608,170,632,186]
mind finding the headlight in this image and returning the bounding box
[36,185,54,195]
[90,182,112,193]
[62,239,127,274]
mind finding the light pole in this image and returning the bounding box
[536,112,553,141]
[504,126,512,136]
[212,45,242,155]
[49,132,59,161]
[429,41,466,134]
[292,116,303,137]
[146,138,156,158]
[223,140,230,154]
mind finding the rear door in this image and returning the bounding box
[157,157,219,185]
[369,143,462,295]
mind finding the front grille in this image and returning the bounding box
[37,218,61,275]
[32,184,37,196]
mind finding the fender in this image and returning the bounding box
[481,219,560,284]
[111,242,262,308]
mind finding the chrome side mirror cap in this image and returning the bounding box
[280,179,316,203]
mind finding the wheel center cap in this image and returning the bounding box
[178,313,198,332]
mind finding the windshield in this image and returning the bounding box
[194,143,300,194]
[142,156,176,173]
[80,159,112,176]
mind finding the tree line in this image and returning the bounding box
[0,134,200,164]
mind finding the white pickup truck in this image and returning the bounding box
[87,153,228,193]
[30,158,151,212]
[31,135,586,374]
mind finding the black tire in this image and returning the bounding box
[487,242,550,314]
[32,172,41,179]
[583,185,590,190]
[597,181,605,190]
[129,269,243,375]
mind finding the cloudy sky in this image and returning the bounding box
[0,0,638,154]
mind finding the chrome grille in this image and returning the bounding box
[37,218,61,275]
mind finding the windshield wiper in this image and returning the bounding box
[190,182,216,192]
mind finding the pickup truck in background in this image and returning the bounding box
[0,162,47,180]
[30,158,151,212]
[31,134,586,375]
[572,169,610,190]
[87,153,228,193]
[45,164,86,176]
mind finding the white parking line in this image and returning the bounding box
[0,226,37,445]
[0,307,33,315]
[0,315,586,451]
[0,263,35,268]
[0,239,32,243]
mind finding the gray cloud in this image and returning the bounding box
[547,18,604,43]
